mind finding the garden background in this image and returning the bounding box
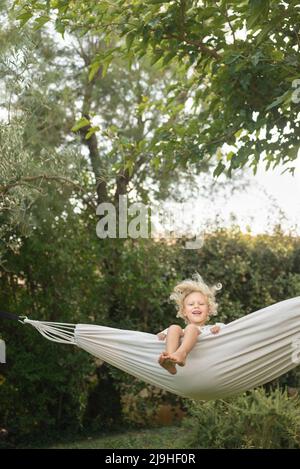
[1,0,300,448]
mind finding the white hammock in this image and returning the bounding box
[22,296,300,401]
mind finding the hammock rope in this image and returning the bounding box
[22,318,76,344]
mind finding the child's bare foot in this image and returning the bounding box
[158,353,177,375]
[167,351,187,367]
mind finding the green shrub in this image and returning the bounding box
[183,387,300,448]
[2,220,300,445]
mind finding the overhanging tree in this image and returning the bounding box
[1,2,241,247]
[11,0,300,175]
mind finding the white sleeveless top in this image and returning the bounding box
[161,322,226,337]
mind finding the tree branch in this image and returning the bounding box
[0,175,97,211]
[76,41,109,206]
[78,117,109,205]
[162,34,221,60]
[224,4,236,44]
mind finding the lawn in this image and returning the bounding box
[29,425,190,449]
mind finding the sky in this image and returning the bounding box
[148,158,300,243]
[236,161,300,234]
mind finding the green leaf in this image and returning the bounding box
[85,126,100,140]
[148,0,171,4]
[102,59,111,78]
[51,0,70,13]
[162,51,177,65]
[124,159,134,177]
[287,145,299,161]
[234,129,243,139]
[255,23,275,45]
[55,19,66,36]
[247,0,270,30]
[265,90,290,111]
[152,157,161,170]
[88,61,101,82]
[251,51,262,67]
[150,50,164,66]
[226,151,235,161]
[16,11,33,27]
[126,32,135,51]
[71,117,90,132]
[33,15,50,31]
[224,53,242,65]
[213,162,226,177]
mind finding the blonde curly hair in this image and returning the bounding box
[169,272,222,324]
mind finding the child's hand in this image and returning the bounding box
[157,332,166,341]
[210,325,221,334]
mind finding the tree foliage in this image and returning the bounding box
[2,223,300,443]
[0,2,242,267]
[12,0,300,175]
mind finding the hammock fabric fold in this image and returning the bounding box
[22,296,300,401]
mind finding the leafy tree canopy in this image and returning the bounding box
[12,0,300,175]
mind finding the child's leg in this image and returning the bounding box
[165,325,184,354]
[168,324,200,366]
[158,325,184,374]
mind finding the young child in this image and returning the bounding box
[157,273,224,374]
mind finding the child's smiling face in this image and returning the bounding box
[183,291,209,326]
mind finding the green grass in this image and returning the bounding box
[29,425,190,449]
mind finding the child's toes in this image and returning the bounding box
[158,354,165,365]
[158,355,177,374]
[163,359,177,375]
[158,352,169,365]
